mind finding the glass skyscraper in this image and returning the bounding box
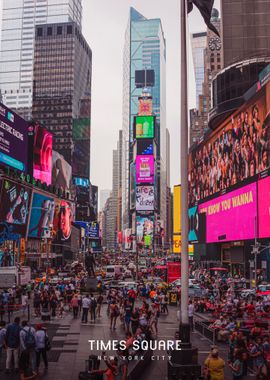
[191,32,207,108]
[122,7,167,231]
[0,0,82,116]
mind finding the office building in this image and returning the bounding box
[191,32,207,109]
[0,0,82,118]
[32,21,92,171]
[100,190,111,211]
[122,7,167,232]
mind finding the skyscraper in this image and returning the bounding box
[32,21,91,171]
[0,0,82,118]
[191,32,207,109]
[122,7,166,232]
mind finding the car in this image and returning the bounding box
[257,283,270,296]
[240,289,256,298]
[118,281,137,290]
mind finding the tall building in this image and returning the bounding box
[190,9,222,145]
[32,21,92,171]
[221,0,270,68]
[122,7,167,232]
[100,190,111,211]
[0,0,82,118]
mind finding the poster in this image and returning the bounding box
[136,155,154,184]
[52,150,72,191]
[28,193,54,238]
[136,186,154,211]
[136,216,154,244]
[32,124,53,185]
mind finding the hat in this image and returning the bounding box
[36,324,43,330]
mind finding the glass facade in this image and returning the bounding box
[122,7,167,230]
[191,32,207,108]
[0,0,82,113]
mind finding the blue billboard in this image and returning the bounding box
[28,193,54,238]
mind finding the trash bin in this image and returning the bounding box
[169,291,178,306]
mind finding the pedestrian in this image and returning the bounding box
[110,301,120,330]
[19,348,37,380]
[0,321,7,371]
[70,294,79,318]
[33,292,41,317]
[124,301,132,334]
[5,316,21,373]
[90,294,97,322]
[35,324,48,373]
[21,293,28,316]
[229,348,243,380]
[20,321,36,372]
[96,294,103,318]
[26,283,32,300]
[115,345,128,380]
[188,300,195,332]
[81,295,91,323]
[204,348,225,380]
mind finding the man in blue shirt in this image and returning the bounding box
[5,317,21,373]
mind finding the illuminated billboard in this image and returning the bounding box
[72,118,90,140]
[72,140,90,178]
[137,140,154,155]
[199,182,257,243]
[136,186,154,211]
[32,125,52,185]
[136,155,154,184]
[28,193,55,238]
[136,216,154,245]
[73,177,90,187]
[138,97,153,116]
[0,102,28,172]
[173,185,181,234]
[52,150,72,190]
[134,116,155,139]
[188,81,270,207]
[258,176,270,238]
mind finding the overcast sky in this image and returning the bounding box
[84,0,220,194]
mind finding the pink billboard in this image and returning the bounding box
[136,155,154,184]
[198,183,257,243]
[258,176,270,238]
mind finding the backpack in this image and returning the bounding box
[23,328,36,350]
[44,332,51,351]
[91,298,97,309]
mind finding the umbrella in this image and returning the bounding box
[210,267,228,271]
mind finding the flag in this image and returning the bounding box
[188,0,220,37]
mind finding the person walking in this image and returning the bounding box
[0,321,7,371]
[188,300,195,332]
[5,317,21,373]
[96,294,103,318]
[35,324,48,373]
[81,295,91,323]
[70,294,79,318]
[204,348,225,380]
[20,321,36,372]
[110,301,120,330]
[229,348,243,380]
[90,294,97,322]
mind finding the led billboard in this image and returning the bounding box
[134,116,155,139]
[73,177,90,187]
[137,140,154,155]
[72,140,90,178]
[28,193,55,238]
[136,186,154,211]
[32,124,52,185]
[52,150,71,190]
[136,216,154,245]
[138,97,153,116]
[199,182,257,243]
[0,103,28,172]
[188,81,270,207]
[72,118,90,140]
[136,155,154,184]
[258,176,270,238]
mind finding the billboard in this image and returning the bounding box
[28,193,55,238]
[136,216,154,245]
[136,155,154,184]
[72,140,90,178]
[173,185,181,234]
[90,185,98,221]
[73,177,90,187]
[88,222,99,239]
[173,235,181,254]
[188,81,270,207]
[30,124,52,185]
[0,179,31,236]
[199,182,257,243]
[136,186,154,211]
[59,200,74,241]
[72,118,90,140]
[52,150,72,190]
[137,140,154,155]
[138,96,153,116]
[134,116,155,139]
[188,206,198,242]
[124,229,132,250]
[258,176,270,238]
[0,102,28,172]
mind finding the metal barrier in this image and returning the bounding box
[0,304,30,323]
[194,320,216,345]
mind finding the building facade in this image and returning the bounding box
[0,0,82,118]
[191,32,207,109]
[32,22,92,172]
[122,7,167,235]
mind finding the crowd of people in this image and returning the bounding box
[188,104,270,206]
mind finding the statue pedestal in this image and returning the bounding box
[85,277,97,292]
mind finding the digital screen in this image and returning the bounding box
[198,182,257,243]
[0,179,31,235]
[52,150,71,190]
[90,185,98,221]
[136,155,154,184]
[136,216,154,245]
[130,163,136,209]
[72,140,90,178]
[136,186,154,211]
[72,118,90,140]
[258,176,270,238]
[188,206,199,242]
[32,124,52,185]
[88,222,99,239]
[59,200,74,241]
[137,140,154,155]
[124,228,132,250]
[28,193,55,238]
[0,102,28,172]
[189,81,270,207]
[134,116,155,139]
[73,177,90,187]
[138,97,153,116]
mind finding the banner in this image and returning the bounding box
[136,186,154,211]
[52,150,72,191]
[136,155,154,184]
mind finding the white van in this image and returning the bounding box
[105,265,123,278]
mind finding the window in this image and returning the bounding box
[47,27,52,36]
[57,26,62,35]
[67,25,72,34]
[37,28,43,37]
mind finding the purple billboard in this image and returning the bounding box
[136,155,154,184]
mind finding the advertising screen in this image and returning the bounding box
[136,155,154,184]
[72,140,90,178]
[28,193,55,238]
[124,229,132,250]
[0,102,28,172]
[72,118,90,140]
[32,124,52,185]
[76,183,90,204]
[173,185,181,235]
[258,176,270,238]
[0,179,31,236]
[188,206,198,242]
[130,163,136,209]
[138,97,153,116]
[134,116,155,139]
[52,150,72,190]
[137,140,154,155]
[88,222,99,239]
[90,185,98,221]
[188,81,270,207]
[136,186,154,211]
[136,216,154,244]
[199,182,257,243]
[59,200,74,241]
[73,177,90,187]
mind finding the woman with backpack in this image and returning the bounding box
[110,301,120,330]
[35,324,49,373]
